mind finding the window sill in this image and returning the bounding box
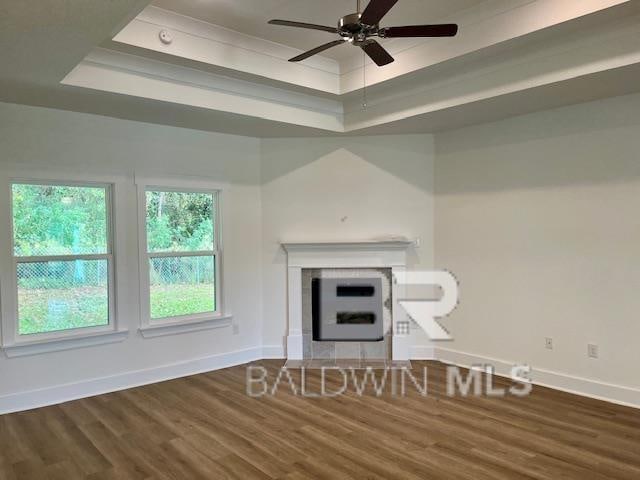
[139,314,233,339]
[2,329,129,358]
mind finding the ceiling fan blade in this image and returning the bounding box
[268,19,338,34]
[379,24,459,38]
[360,0,399,26]
[289,40,346,62]
[361,40,394,66]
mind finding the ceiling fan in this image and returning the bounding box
[268,0,458,67]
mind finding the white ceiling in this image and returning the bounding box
[150,0,486,61]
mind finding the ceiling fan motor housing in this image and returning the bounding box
[339,13,378,44]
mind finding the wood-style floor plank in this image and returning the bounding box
[1,360,639,479]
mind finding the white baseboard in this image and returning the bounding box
[3,344,638,414]
[0,346,264,415]
[411,346,640,409]
[262,344,285,359]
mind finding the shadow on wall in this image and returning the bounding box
[260,134,434,194]
[260,134,434,282]
[435,92,640,195]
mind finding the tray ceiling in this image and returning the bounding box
[3,0,640,137]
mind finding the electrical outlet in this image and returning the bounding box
[545,337,553,350]
[588,344,599,359]
[232,324,240,335]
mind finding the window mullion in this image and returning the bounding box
[14,253,111,263]
[147,250,215,259]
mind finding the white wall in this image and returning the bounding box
[4,91,640,410]
[435,93,640,398]
[260,135,435,351]
[0,102,263,408]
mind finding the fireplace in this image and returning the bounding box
[281,241,413,365]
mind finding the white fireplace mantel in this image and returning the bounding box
[281,240,413,361]
[282,240,413,250]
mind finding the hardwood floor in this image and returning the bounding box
[1,360,639,479]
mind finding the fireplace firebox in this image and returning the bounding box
[312,277,384,342]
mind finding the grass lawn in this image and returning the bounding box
[18,286,108,335]
[18,283,215,334]
[150,283,215,319]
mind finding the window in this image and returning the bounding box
[10,182,113,337]
[141,188,221,326]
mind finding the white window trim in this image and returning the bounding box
[136,176,231,338]
[0,171,129,357]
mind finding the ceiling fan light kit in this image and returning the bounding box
[268,0,459,67]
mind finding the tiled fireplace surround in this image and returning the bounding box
[302,268,393,362]
[282,241,413,366]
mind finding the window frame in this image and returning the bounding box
[136,178,230,337]
[0,175,127,356]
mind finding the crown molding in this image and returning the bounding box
[342,11,640,131]
[339,0,632,93]
[113,6,341,94]
[62,48,345,132]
